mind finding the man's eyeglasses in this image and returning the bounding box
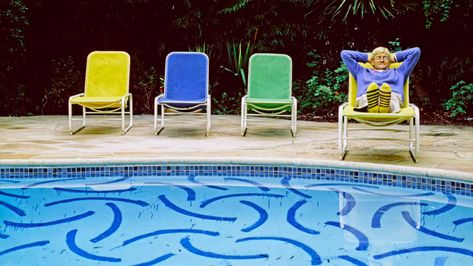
[374,56,389,61]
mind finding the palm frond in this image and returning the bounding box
[323,0,417,23]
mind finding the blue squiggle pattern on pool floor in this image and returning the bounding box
[0,175,472,265]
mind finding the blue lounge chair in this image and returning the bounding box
[154,52,211,136]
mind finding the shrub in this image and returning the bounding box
[298,50,348,115]
[0,0,29,115]
[132,65,159,114]
[41,56,81,114]
[443,80,473,118]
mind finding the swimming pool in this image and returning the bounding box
[0,163,472,265]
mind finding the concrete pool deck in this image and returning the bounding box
[0,115,472,180]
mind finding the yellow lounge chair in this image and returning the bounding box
[338,62,420,162]
[68,51,133,135]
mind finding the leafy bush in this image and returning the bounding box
[211,40,253,115]
[211,90,242,115]
[423,0,453,29]
[132,64,159,114]
[443,80,473,118]
[0,0,29,115]
[298,50,348,115]
[41,56,81,114]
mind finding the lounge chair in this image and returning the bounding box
[154,52,211,136]
[338,62,420,162]
[68,51,133,135]
[241,53,297,137]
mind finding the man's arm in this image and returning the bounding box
[395,47,421,76]
[340,50,368,76]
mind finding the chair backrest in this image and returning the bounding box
[247,53,292,100]
[348,62,409,108]
[164,52,209,101]
[84,51,130,97]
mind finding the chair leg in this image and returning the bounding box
[241,97,247,136]
[338,109,343,157]
[155,104,165,135]
[69,102,85,135]
[121,95,133,135]
[407,105,420,162]
[154,97,158,131]
[415,106,420,153]
[291,98,297,138]
[338,104,348,160]
[206,97,211,137]
[408,118,415,162]
[341,116,348,160]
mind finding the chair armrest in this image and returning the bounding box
[121,93,132,99]
[121,93,132,103]
[69,93,84,101]
[155,93,164,103]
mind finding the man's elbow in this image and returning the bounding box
[411,47,421,57]
[340,50,350,61]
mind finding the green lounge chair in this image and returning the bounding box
[241,53,297,137]
[68,51,133,135]
[338,62,420,162]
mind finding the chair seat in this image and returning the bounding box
[247,98,293,111]
[246,97,293,104]
[157,97,207,104]
[70,96,125,109]
[342,105,415,121]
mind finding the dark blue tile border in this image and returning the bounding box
[0,164,472,196]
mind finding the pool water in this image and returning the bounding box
[1,174,472,265]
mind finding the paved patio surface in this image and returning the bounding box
[0,115,472,179]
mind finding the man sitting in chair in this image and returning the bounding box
[341,47,420,113]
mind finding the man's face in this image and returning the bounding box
[371,53,390,70]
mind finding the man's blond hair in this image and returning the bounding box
[369,47,392,61]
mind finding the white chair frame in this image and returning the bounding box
[68,93,133,135]
[154,95,211,136]
[338,102,420,162]
[241,96,297,137]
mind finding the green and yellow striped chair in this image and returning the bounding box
[338,62,420,162]
[68,51,133,135]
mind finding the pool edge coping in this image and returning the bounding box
[1,157,471,182]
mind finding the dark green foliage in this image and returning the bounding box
[131,60,159,114]
[444,81,473,118]
[423,0,453,29]
[0,0,29,115]
[41,56,82,114]
[0,0,472,121]
[321,0,417,23]
[297,51,348,115]
[211,40,253,115]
